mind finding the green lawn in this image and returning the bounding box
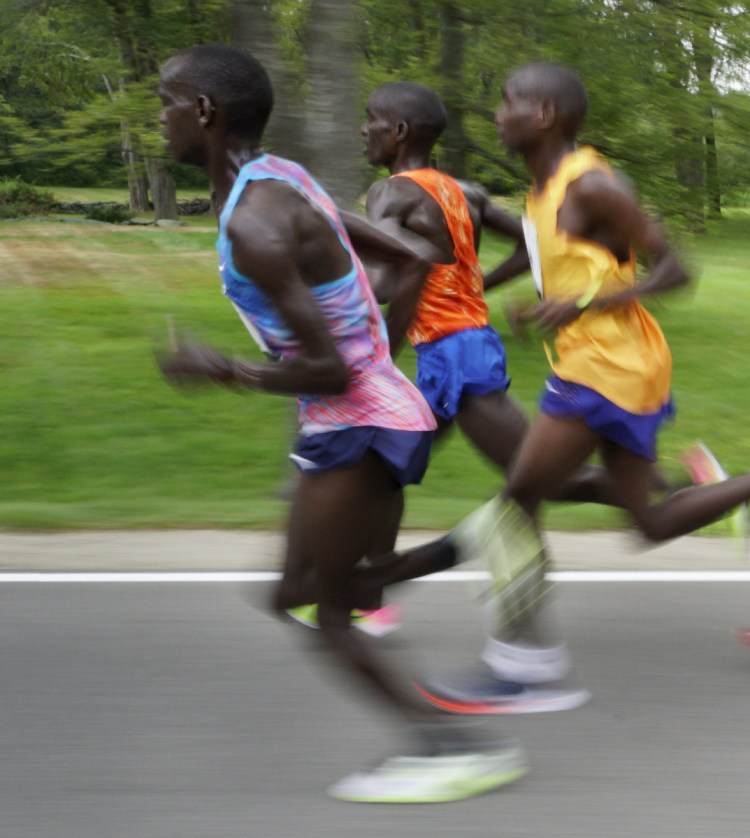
[51,186,211,204]
[1,209,749,532]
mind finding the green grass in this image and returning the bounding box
[1,210,749,532]
[51,186,211,204]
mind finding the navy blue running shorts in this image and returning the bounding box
[291,426,434,487]
[539,374,675,462]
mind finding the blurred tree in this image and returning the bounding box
[0,0,230,216]
[1,0,749,226]
[232,0,362,208]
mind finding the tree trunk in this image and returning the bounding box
[146,157,178,220]
[674,134,705,232]
[230,0,310,165]
[438,1,467,177]
[300,0,362,208]
[704,127,721,220]
[693,30,721,220]
[121,125,150,212]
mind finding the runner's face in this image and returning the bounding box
[361,100,398,166]
[496,76,541,154]
[157,69,205,167]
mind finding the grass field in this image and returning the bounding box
[1,201,750,532]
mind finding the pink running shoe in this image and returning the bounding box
[682,442,748,547]
[682,442,728,485]
[353,604,403,638]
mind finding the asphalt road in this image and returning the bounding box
[1,571,749,837]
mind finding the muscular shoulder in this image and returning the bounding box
[455,179,490,210]
[567,168,634,214]
[366,175,430,222]
[226,180,309,281]
[230,178,339,246]
[561,168,643,258]
[565,169,637,231]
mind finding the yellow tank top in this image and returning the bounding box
[524,147,671,414]
[393,169,489,346]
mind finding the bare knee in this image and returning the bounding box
[628,509,671,543]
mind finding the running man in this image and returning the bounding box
[491,62,750,614]
[357,81,630,712]
[154,44,527,803]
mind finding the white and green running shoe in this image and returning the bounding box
[450,497,547,630]
[327,743,529,804]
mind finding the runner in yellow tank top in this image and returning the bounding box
[525,145,672,415]
[495,61,750,576]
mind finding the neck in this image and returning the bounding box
[205,138,264,211]
[389,147,433,175]
[525,138,578,193]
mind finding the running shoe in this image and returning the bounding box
[352,604,402,637]
[415,669,591,715]
[451,497,545,594]
[327,743,528,803]
[451,497,547,633]
[682,442,748,545]
[285,603,320,628]
[285,604,402,636]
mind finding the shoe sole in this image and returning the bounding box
[415,681,591,715]
[328,752,529,803]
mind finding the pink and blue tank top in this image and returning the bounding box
[217,153,436,436]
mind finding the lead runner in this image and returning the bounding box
[153,43,527,803]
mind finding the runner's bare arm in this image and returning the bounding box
[530,172,690,332]
[158,189,349,395]
[459,181,530,292]
[227,198,349,394]
[340,210,430,305]
[364,179,438,356]
[365,178,449,264]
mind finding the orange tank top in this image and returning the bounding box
[394,169,489,346]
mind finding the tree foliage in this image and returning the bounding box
[0,0,748,225]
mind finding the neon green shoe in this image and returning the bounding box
[327,744,529,803]
[285,604,320,628]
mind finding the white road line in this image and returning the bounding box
[0,570,750,583]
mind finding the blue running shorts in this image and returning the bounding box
[291,426,434,487]
[414,326,511,421]
[539,375,675,462]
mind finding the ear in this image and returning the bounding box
[196,94,216,128]
[538,99,556,130]
[395,119,410,142]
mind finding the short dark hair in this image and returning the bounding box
[512,62,588,138]
[164,44,274,138]
[370,82,448,149]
